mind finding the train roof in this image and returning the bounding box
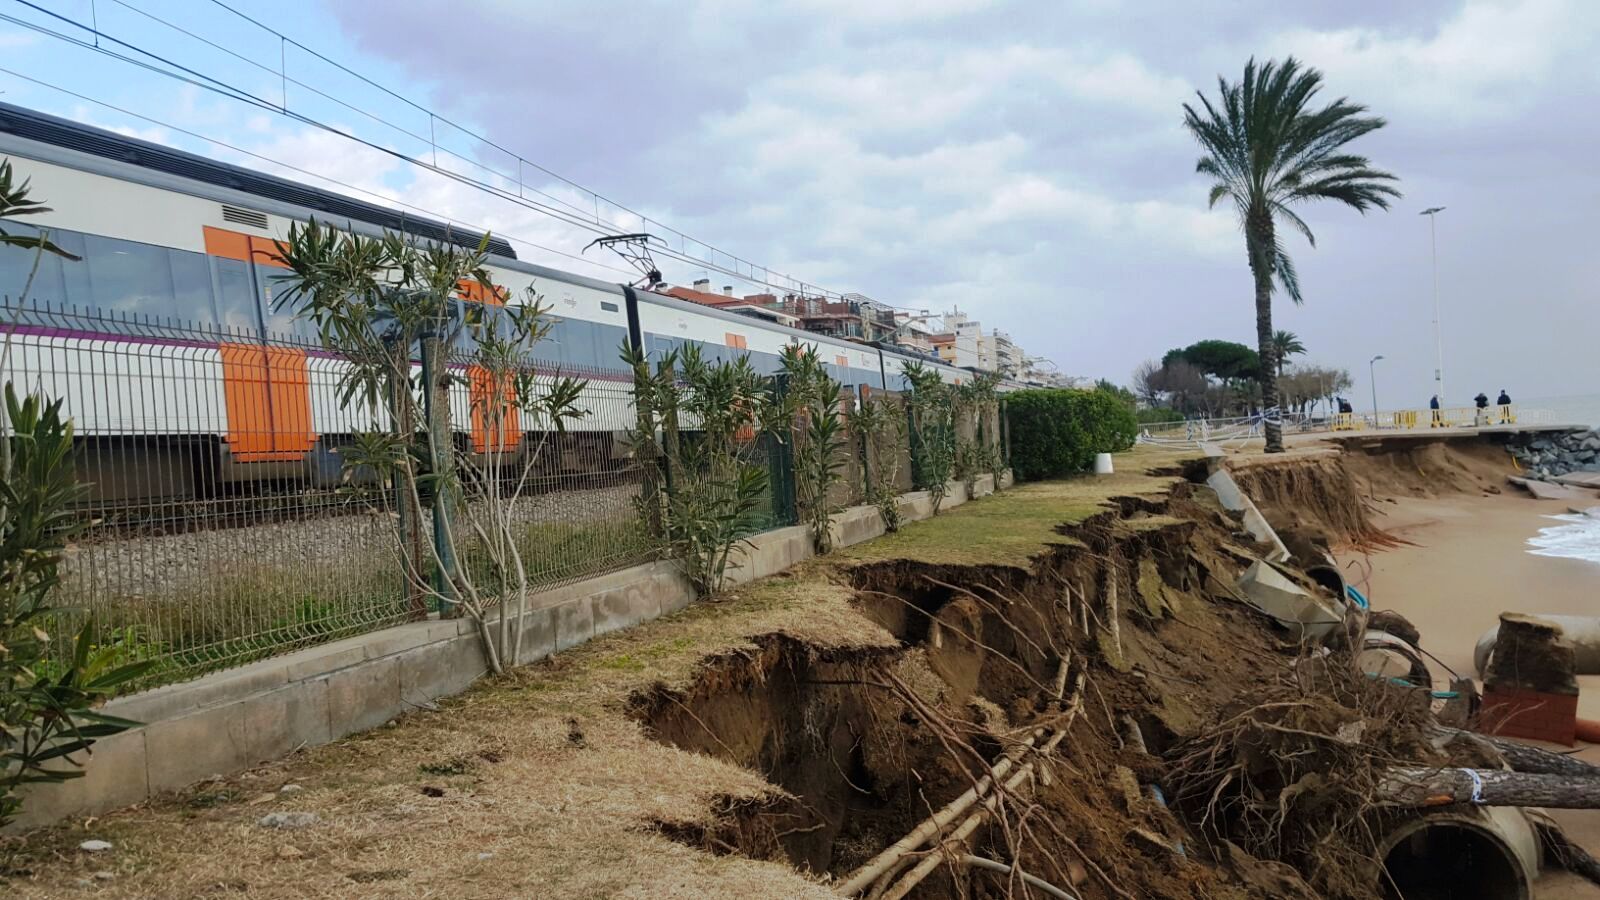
[0,102,517,260]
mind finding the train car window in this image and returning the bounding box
[593,323,629,369]
[0,225,87,310]
[170,250,217,328]
[210,256,261,334]
[81,235,195,327]
[746,350,779,375]
[561,319,600,369]
[0,227,61,305]
[541,317,568,366]
[256,264,317,340]
[647,333,677,363]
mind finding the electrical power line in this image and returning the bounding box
[5,0,866,302]
[101,0,615,231]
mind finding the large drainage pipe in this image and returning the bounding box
[1474,614,1600,677]
[1376,807,1539,900]
[1358,630,1430,687]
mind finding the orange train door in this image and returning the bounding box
[206,226,315,462]
[468,365,521,454]
[217,344,314,462]
[459,279,519,453]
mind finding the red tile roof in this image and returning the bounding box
[664,286,744,307]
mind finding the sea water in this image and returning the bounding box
[1519,394,1600,565]
[1528,510,1600,566]
[1520,393,1600,428]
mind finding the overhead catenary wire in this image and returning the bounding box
[4,0,874,304]
[198,0,803,288]
[100,0,615,230]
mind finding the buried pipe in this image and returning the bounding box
[1474,614,1600,677]
[1376,807,1539,900]
[1358,630,1431,687]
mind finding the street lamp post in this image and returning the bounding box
[1370,355,1385,427]
[1421,207,1446,404]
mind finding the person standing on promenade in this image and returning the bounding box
[1498,389,1514,424]
[1474,392,1490,426]
[1430,394,1442,427]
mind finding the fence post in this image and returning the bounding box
[1001,399,1012,468]
[857,384,873,501]
[770,373,798,526]
[391,373,428,620]
[419,334,459,613]
[906,392,924,489]
[630,364,666,539]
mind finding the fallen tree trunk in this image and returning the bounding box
[1433,727,1600,778]
[878,671,1088,900]
[837,658,1070,897]
[1379,767,1600,810]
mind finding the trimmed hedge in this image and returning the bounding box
[1005,388,1138,481]
[1136,406,1185,425]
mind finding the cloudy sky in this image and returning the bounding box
[5,0,1598,404]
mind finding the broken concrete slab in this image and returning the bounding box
[1507,476,1594,502]
[1526,481,1591,501]
[1206,469,1291,563]
[1553,472,1600,489]
[1198,442,1225,458]
[1236,560,1345,644]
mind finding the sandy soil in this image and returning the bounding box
[1341,490,1600,899]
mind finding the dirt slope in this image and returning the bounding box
[0,445,1471,899]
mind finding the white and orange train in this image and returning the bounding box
[0,103,985,505]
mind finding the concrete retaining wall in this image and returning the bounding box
[15,473,1008,829]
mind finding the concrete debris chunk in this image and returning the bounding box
[1509,475,1593,501]
[258,811,320,829]
[1235,561,1344,643]
[1206,470,1291,562]
[78,840,113,852]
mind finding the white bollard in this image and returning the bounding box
[1094,452,1114,475]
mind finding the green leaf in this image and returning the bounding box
[83,660,161,692]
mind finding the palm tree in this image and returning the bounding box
[1271,330,1306,377]
[1183,58,1399,452]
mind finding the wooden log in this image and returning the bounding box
[836,660,1070,897]
[1105,567,1122,657]
[1433,727,1600,778]
[1379,767,1600,810]
[877,672,1086,900]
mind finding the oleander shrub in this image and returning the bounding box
[1006,388,1138,481]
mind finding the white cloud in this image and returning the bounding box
[1274,0,1596,119]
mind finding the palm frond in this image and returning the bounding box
[1270,202,1317,247]
[1272,236,1302,305]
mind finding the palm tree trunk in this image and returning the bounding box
[1247,216,1283,452]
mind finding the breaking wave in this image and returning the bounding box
[1528,512,1600,566]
